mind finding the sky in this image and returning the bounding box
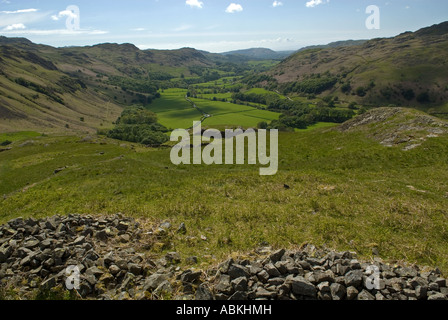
[0,0,447,52]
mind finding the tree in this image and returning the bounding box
[356,87,366,97]
[258,121,268,129]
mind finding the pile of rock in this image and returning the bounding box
[0,214,175,300]
[1,214,447,300]
[205,247,448,301]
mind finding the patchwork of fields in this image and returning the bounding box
[146,88,280,130]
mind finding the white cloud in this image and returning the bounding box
[51,9,78,21]
[306,0,329,8]
[273,1,283,7]
[0,9,48,29]
[3,23,26,31]
[0,8,38,14]
[225,3,243,13]
[1,28,107,36]
[186,0,204,9]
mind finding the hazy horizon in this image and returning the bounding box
[0,0,447,53]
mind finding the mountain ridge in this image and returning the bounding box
[266,21,448,111]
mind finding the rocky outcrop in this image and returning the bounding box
[337,107,448,150]
[1,215,447,300]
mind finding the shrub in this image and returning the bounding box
[401,89,415,101]
[0,140,12,146]
[356,87,366,97]
[257,121,268,129]
[416,92,430,103]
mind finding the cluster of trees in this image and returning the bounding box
[242,74,278,88]
[263,99,355,131]
[107,76,159,95]
[231,92,279,106]
[280,76,337,95]
[107,107,169,147]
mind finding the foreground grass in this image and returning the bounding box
[1,128,448,272]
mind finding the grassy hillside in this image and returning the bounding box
[0,38,221,133]
[267,21,448,113]
[0,44,123,133]
[1,108,448,272]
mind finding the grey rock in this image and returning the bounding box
[117,221,130,231]
[249,262,263,275]
[196,283,214,300]
[103,252,115,266]
[180,270,202,283]
[317,281,332,300]
[257,270,270,283]
[410,276,429,289]
[71,236,86,246]
[95,230,108,241]
[228,264,250,280]
[0,245,13,263]
[109,265,121,276]
[232,277,248,292]
[289,276,317,298]
[119,234,130,243]
[376,292,387,300]
[86,266,104,279]
[255,287,277,299]
[350,259,362,270]
[395,267,418,278]
[40,276,57,290]
[153,280,172,297]
[314,270,335,284]
[23,239,40,250]
[415,285,428,300]
[159,222,172,230]
[218,259,234,274]
[345,270,364,288]
[143,273,169,292]
[428,292,448,300]
[357,290,375,300]
[404,288,417,299]
[215,274,233,295]
[177,223,187,235]
[435,277,447,288]
[269,249,286,263]
[165,252,181,264]
[346,286,359,300]
[268,277,285,287]
[229,291,248,300]
[330,283,346,300]
[264,263,281,278]
[128,263,142,276]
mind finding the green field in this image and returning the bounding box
[145,89,201,129]
[191,98,280,128]
[1,124,448,272]
[146,89,280,129]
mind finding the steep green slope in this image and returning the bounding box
[0,38,216,133]
[268,21,448,112]
[0,44,123,133]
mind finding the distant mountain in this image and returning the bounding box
[220,48,294,60]
[267,21,448,111]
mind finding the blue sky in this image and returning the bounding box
[0,0,447,52]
